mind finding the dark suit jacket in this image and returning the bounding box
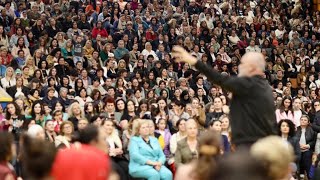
[288,136,301,163]
[296,126,316,151]
[7,86,30,98]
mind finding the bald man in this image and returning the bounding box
[172,46,277,147]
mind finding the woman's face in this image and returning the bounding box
[7,68,13,77]
[49,79,55,86]
[7,104,16,115]
[139,103,148,112]
[280,122,289,135]
[33,90,39,98]
[34,103,42,114]
[191,99,199,108]
[54,111,63,120]
[221,117,229,130]
[139,123,150,136]
[157,119,165,130]
[55,103,63,111]
[213,98,222,109]
[63,123,73,135]
[103,121,114,135]
[148,90,154,98]
[186,121,198,138]
[80,89,87,97]
[162,69,167,77]
[17,29,22,35]
[178,120,186,132]
[127,101,135,112]
[210,121,222,132]
[283,99,291,108]
[72,104,81,115]
[116,100,125,111]
[35,70,41,78]
[87,103,93,112]
[77,80,83,87]
[51,68,57,76]
[18,38,24,45]
[162,90,168,98]
[158,99,166,110]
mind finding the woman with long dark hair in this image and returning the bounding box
[25,100,46,126]
[11,37,31,58]
[84,102,99,120]
[120,99,137,130]
[275,96,295,124]
[67,102,84,131]
[278,119,301,167]
[3,102,25,140]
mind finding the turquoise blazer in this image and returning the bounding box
[129,136,166,174]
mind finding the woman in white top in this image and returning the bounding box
[217,47,231,64]
[0,26,9,48]
[141,42,158,61]
[170,118,187,154]
[74,87,93,109]
[55,121,74,148]
[1,67,16,90]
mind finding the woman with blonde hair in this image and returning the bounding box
[102,119,130,180]
[128,119,173,180]
[175,130,222,180]
[175,119,199,168]
[1,67,16,89]
[251,136,295,180]
[55,32,66,48]
[67,102,85,131]
[141,42,158,61]
[55,121,74,148]
[24,56,37,76]
[184,37,194,51]
[83,40,94,61]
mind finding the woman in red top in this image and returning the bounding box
[52,110,64,133]
[0,47,13,66]
[92,21,108,40]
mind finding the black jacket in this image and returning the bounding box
[288,136,301,163]
[195,61,277,145]
[296,126,317,151]
[312,111,320,133]
[7,86,30,98]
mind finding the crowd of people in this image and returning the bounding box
[0,0,319,179]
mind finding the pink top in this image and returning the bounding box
[275,109,295,125]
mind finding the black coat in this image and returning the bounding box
[7,86,30,98]
[312,111,320,133]
[296,126,317,151]
[288,136,301,163]
[194,61,277,145]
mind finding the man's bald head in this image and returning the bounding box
[238,52,266,77]
[241,52,265,71]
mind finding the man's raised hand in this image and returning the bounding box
[171,46,197,66]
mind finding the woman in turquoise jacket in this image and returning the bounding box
[129,119,173,180]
